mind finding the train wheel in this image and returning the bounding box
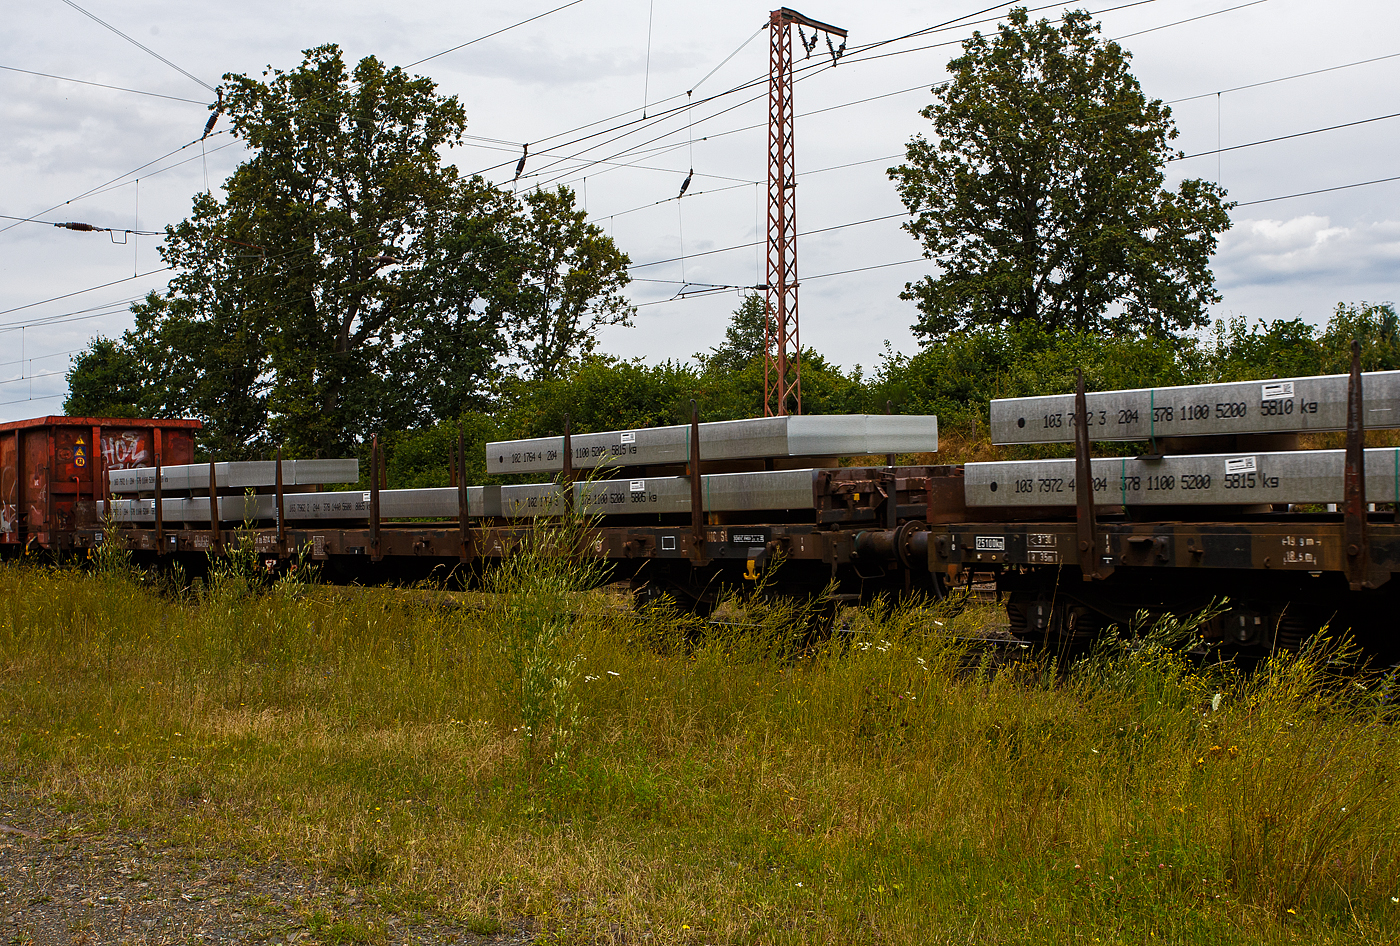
[1273,610,1312,653]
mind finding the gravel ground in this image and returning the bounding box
[0,790,529,946]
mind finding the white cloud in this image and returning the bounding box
[1215,215,1400,287]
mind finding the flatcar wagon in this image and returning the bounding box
[9,346,1400,660]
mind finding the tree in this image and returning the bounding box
[889,7,1232,341]
[494,186,634,380]
[63,338,142,418]
[1319,302,1400,373]
[68,45,632,457]
[157,44,477,457]
[699,292,772,375]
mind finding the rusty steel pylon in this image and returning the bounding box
[764,7,845,417]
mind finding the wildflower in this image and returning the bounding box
[606,670,620,677]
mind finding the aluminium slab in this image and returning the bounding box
[493,470,822,517]
[576,469,820,515]
[283,488,502,520]
[287,459,361,485]
[485,414,938,475]
[989,371,1400,444]
[964,448,1400,507]
[98,466,847,524]
[105,487,502,523]
[99,498,189,523]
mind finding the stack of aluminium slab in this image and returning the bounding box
[101,459,358,523]
[100,414,941,524]
[107,459,358,493]
[968,372,1400,507]
[963,448,1400,507]
[102,470,843,522]
[988,371,1400,445]
[485,414,939,475]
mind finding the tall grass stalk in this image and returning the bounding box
[486,508,604,767]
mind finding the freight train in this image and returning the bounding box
[5,349,1399,661]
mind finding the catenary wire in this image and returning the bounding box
[598,37,1400,177]
[0,213,161,235]
[654,76,1399,192]
[15,1,1382,347]
[76,139,242,205]
[1236,174,1400,207]
[1172,111,1400,161]
[633,257,933,307]
[0,348,83,370]
[493,0,1211,190]
[0,64,207,104]
[404,0,586,68]
[629,212,906,270]
[0,131,233,235]
[0,300,163,335]
[0,393,65,408]
[493,1,1026,157]
[57,0,216,93]
[1167,51,1400,105]
[0,299,145,334]
[1,3,580,243]
[562,10,1393,224]
[1111,0,1269,40]
[588,154,903,223]
[19,165,1400,341]
[626,158,1400,290]
[0,270,170,319]
[0,370,65,387]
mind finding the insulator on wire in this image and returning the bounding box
[828,36,845,65]
[678,169,693,199]
[202,89,223,140]
[514,143,529,182]
[55,222,100,232]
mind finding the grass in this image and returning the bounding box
[1,547,1398,944]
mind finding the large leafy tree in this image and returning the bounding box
[62,338,141,419]
[889,7,1232,340]
[494,186,634,380]
[698,292,772,376]
[67,45,632,458]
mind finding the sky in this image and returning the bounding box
[2,0,1399,423]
